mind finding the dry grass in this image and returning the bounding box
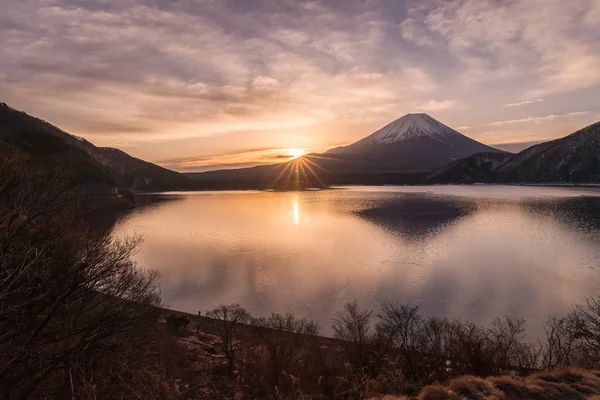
[368,370,600,400]
[399,369,600,400]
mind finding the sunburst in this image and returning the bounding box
[272,155,328,190]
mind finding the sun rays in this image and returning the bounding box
[270,154,339,190]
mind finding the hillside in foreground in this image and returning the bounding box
[158,294,600,399]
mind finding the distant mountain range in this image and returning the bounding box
[0,103,192,195]
[429,121,600,184]
[1,102,599,192]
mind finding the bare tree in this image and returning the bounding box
[252,313,320,388]
[332,301,373,370]
[379,303,424,380]
[206,303,251,375]
[568,297,600,354]
[419,317,456,381]
[486,317,528,372]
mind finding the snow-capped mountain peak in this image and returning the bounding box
[356,113,462,145]
[325,113,504,172]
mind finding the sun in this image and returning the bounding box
[288,148,305,159]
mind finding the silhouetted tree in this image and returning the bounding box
[253,313,320,388]
[206,303,251,375]
[332,300,394,378]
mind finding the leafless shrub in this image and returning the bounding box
[378,303,423,379]
[535,297,600,371]
[485,316,532,373]
[417,317,456,382]
[250,313,320,391]
[333,301,379,373]
[377,302,544,382]
[568,297,600,363]
[541,315,572,369]
[206,303,251,375]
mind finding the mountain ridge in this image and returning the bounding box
[497,120,600,182]
[0,102,192,193]
[3,102,598,190]
[428,120,600,184]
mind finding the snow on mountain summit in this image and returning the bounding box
[356,113,464,145]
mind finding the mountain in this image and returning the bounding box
[428,152,515,183]
[326,113,505,172]
[188,113,505,189]
[0,102,191,193]
[426,121,600,184]
[496,121,600,183]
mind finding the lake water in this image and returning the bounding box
[114,185,600,338]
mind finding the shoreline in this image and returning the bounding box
[134,182,600,195]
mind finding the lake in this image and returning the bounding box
[114,185,600,338]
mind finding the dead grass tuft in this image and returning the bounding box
[418,385,459,400]
[406,369,600,400]
[448,375,505,399]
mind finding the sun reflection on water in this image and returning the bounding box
[293,196,300,225]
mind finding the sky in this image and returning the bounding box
[1,0,600,172]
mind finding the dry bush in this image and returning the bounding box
[333,301,375,371]
[540,315,582,369]
[377,302,539,383]
[205,303,251,375]
[333,301,395,379]
[538,298,600,371]
[195,297,600,398]
[242,313,320,396]
[379,303,424,381]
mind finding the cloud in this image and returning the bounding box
[488,111,588,126]
[403,68,438,93]
[160,147,299,172]
[0,0,599,168]
[491,140,544,153]
[502,99,544,108]
[404,0,600,95]
[400,17,435,47]
[0,1,446,140]
[456,126,471,130]
[416,100,458,112]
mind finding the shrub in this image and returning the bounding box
[205,303,251,375]
[166,315,191,333]
[249,313,320,394]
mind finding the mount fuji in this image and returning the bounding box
[188,113,506,188]
[325,113,504,172]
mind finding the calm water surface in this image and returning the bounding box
[114,186,600,338]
